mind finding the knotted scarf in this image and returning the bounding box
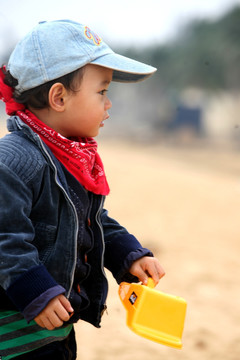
[0,67,110,195]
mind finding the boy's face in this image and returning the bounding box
[59,64,112,138]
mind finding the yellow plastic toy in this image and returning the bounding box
[118,278,187,349]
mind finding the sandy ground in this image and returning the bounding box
[75,140,240,360]
[1,122,240,359]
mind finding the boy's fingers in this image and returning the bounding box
[35,311,65,330]
[49,312,64,328]
[129,257,165,287]
[35,317,44,328]
[42,317,55,331]
[59,294,74,313]
[133,267,149,285]
[143,258,165,281]
[54,304,71,322]
[34,295,73,329]
[152,263,165,282]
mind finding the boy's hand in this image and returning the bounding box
[129,256,165,286]
[34,294,74,330]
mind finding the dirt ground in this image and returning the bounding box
[75,140,240,360]
[1,121,240,359]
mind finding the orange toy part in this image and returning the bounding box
[118,278,187,349]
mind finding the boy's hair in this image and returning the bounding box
[3,67,84,109]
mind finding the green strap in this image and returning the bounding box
[0,310,73,360]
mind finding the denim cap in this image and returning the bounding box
[7,20,157,93]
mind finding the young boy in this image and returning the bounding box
[0,20,165,359]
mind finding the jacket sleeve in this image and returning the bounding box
[0,162,64,321]
[101,209,153,284]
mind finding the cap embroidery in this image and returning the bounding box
[84,26,102,46]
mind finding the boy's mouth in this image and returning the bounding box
[101,115,109,127]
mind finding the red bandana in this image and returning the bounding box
[0,68,110,195]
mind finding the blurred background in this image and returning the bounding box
[1,0,240,148]
[1,1,240,359]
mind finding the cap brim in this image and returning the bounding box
[90,53,157,83]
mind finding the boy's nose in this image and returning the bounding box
[105,97,112,110]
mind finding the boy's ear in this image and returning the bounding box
[48,83,67,112]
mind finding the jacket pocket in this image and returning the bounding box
[32,222,57,263]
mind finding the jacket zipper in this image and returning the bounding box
[37,137,79,299]
[95,196,108,313]
[96,196,107,278]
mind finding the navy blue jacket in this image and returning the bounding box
[0,116,152,328]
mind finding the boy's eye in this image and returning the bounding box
[99,89,108,95]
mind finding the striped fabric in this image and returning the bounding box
[0,310,73,359]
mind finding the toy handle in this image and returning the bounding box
[146,277,155,288]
